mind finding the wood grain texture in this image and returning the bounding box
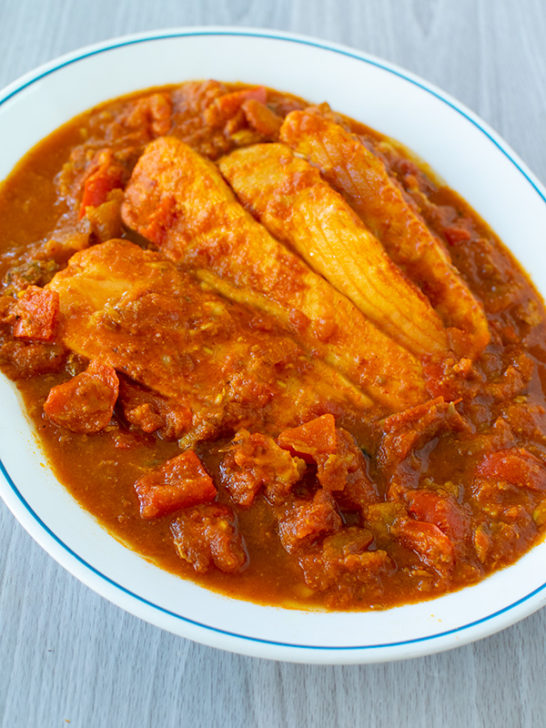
[0,1,545,726]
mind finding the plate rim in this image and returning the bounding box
[0,26,545,663]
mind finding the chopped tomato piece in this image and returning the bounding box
[0,339,65,377]
[43,359,119,433]
[376,397,468,471]
[476,448,546,491]
[171,80,228,115]
[279,419,377,509]
[484,352,535,400]
[443,225,472,245]
[13,285,59,342]
[299,529,394,598]
[125,402,163,434]
[220,429,305,507]
[277,413,337,463]
[203,86,267,128]
[122,92,172,137]
[318,428,378,507]
[119,378,192,440]
[405,489,470,542]
[171,503,247,573]
[321,530,392,581]
[135,450,216,519]
[224,108,247,136]
[241,99,283,137]
[79,151,125,218]
[316,429,360,492]
[277,490,341,553]
[397,520,455,576]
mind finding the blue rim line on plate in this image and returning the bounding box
[1,29,545,207]
[1,457,545,651]
[0,29,545,653]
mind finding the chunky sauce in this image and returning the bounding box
[0,81,545,610]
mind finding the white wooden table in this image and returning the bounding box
[0,1,544,725]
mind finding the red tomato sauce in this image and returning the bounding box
[0,81,545,610]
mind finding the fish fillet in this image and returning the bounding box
[280,109,490,356]
[219,143,449,358]
[47,239,374,445]
[121,136,428,411]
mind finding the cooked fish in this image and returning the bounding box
[280,109,490,356]
[122,136,428,411]
[47,238,374,445]
[219,143,449,359]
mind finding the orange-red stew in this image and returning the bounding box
[0,80,545,610]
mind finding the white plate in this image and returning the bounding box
[0,27,545,664]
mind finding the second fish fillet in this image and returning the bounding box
[219,143,449,359]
